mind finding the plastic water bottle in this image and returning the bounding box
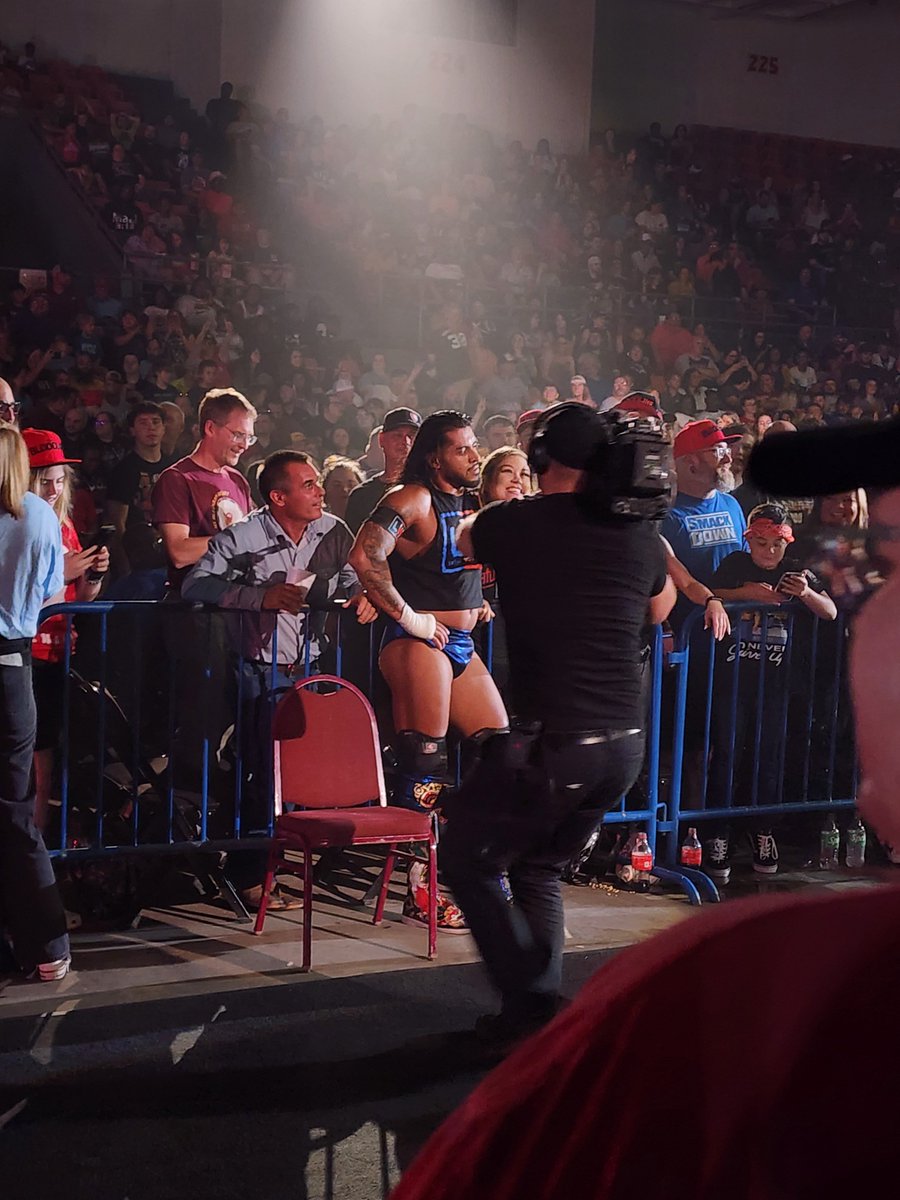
[680,826,702,868]
[819,815,840,870]
[845,814,867,869]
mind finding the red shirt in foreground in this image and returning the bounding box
[392,885,900,1199]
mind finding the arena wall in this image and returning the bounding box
[593,0,900,148]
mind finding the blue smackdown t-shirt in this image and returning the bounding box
[661,491,747,628]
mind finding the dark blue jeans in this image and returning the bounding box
[440,729,645,1019]
[0,641,69,971]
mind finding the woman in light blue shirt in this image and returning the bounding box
[0,423,71,981]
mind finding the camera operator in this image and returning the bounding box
[388,423,900,1200]
[444,402,675,1044]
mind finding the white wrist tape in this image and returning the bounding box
[398,604,437,641]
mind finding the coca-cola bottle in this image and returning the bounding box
[680,826,702,868]
[631,831,654,892]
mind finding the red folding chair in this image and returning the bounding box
[253,675,437,969]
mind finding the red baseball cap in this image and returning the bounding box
[673,419,741,459]
[616,391,663,421]
[22,428,80,468]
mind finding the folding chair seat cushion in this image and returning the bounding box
[275,805,432,847]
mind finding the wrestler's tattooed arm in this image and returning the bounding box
[348,485,429,620]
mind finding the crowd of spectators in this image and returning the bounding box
[0,36,879,888]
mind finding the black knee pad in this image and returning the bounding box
[394,730,449,781]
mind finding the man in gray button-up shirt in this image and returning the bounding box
[183,450,375,668]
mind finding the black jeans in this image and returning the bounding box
[440,729,645,1019]
[0,641,69,970]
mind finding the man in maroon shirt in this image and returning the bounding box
[151,388,295,911]
[152,388,255,594]
[390,419,900,1200]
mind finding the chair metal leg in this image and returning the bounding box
[373,847,395,925]
[301,846,313,971]
[253,844,279,935]
[361,866,386,907]
[427,834,438,961]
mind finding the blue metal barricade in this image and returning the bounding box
[39,601,670,875]
[658,602,857,864]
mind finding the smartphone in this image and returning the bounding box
[86,524,116,582]
[93,524,117,550]
[776,570,808,593]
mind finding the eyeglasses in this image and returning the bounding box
[215,423,257,447]
[0,400,19,418]
[705,444,731,460]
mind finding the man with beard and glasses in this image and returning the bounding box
[349,411,506,931]
[660,420,745,625]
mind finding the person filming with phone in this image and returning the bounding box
[24,429,110,833]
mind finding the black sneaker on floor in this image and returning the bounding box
[703,835,731,884]
[751,830,779,874]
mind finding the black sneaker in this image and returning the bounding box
[704,835,731,884]
[751,830,779,875]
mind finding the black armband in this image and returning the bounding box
[368,505,407,540]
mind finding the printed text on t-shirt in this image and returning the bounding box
[685,512,739,548]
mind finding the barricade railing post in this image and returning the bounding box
[801,616,819,803]
[646,625,663,857]
[267,621,279,836]
[95,608,109,848]
[131,607,143,846]
[775,612,796,807]
[234,611,245,839]
[826,617,844,803]
[60,612,73,852]
[750,610,770,810]
[664,632,691,865]
[166,624,176,845]
[700,625,715,804]
[199,612,211,843]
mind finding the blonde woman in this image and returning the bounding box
[0,422,71,980]
[477,447,533,694]
[478,446,533,506]
[24,430,109,831]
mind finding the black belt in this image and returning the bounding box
[542,727,642,749]
[0,636,30,652]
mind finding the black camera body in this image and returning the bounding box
[582,412,674,521]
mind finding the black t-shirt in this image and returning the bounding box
[139,380,179,404]
[471,495,667,730]
[711,550,825,675]
[432,328,471,384]
[108,451,176,530]
[108,449,177,569]
[344,475,391,535]
[104,200,140,234]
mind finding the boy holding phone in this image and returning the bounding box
[703,504,837,879]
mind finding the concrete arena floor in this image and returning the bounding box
[0,849,885,1200]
